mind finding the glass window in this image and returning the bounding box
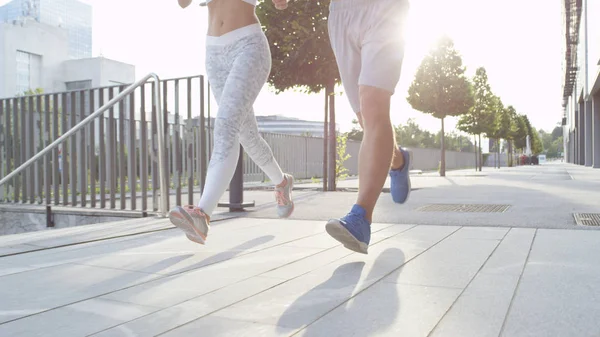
[65,80,91,91]
[16,50,31,94]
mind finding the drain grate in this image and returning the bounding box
[573,213,600,226]
[417,204,510,213]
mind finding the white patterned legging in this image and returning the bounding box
[198,24,285,217]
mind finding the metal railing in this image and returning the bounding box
[0,73,172,216]
[0,73,479,221]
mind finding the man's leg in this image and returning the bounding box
[355,86,394,222]
[359,0,411,206]
[355,113,404,171]
[325,0,410,254]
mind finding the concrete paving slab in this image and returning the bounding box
[100,244,322,308]
[0,263,159,324]
[0,298,156,337]
[384,228,503,289]
[92,276,286,337]
[500,229,600,337]
[1,201,600,337]
[429,272,521,337]
[242,164,600,230]
[161,316,297,337]
[480,228,535,275]
[295,282,461,337]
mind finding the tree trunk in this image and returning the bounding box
[496,139,500,169]
[508,140,513,167]
[327,83,336,192]
[440,117,446,177]
[478,134,482,171]
[323,87,329,191]
[474,135,478,172]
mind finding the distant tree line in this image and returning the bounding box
[346,118,475,153]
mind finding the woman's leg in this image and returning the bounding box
[238,107,294,218]
[169,28,294,243]
[239,108,284,185]
[197,32,277,218]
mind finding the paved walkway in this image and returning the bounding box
[246,163,600,229]
[0,163,599,336]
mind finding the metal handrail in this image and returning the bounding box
[0,73,170,217]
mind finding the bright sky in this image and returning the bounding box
[2,0,565,135]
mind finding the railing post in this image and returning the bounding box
[154,75,169,217]
[218,145,254,212]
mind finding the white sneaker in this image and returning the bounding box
[168,205,210,244]
[275,174,294,218]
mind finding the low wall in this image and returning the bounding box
[341,142,476,174]
[0,205,145,236]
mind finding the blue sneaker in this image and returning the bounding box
[390,147,411,203]
[325,204,371,254]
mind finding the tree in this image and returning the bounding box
[540,126,564,158]
[396,118,437,149]
[348,118,475,152]
[522,115,533,139]
[485,95,506,168]
[407,36,474,176]
[519,115,534,154]
[551,126,563,140]
[346,119,364,141]
[457,67,496,171]
[531,128,543,155]
[503,105,518,166]
[513,114,528,152]
[336,133,351,181]
[256,0,340,190]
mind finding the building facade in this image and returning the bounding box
[562,0,600,167]
[0,19,134,99]
[0,19,68,96]
[0,0,92,59]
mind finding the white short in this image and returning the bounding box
[328,0,410,113]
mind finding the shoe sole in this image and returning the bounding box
[169,206,208,245]
[325,220,368,254]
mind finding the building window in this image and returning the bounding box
[65,80,92,91]
[15,50,41,95]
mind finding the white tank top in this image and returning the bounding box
[201,0,258,6]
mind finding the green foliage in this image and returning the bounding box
[513,114,529,150]
[346,119,364,141]
[551,126,563,140]
[395,118,437,148]
[440,131,476,152]
[336,133,351,181]
[457,67,495,136]
[345,118,475,152]
[522,115,533,138]
[256,0,340,94]
[407,36,473,176]
[407,36,474,120]
[485,95,503,140]
[494,104,513,141]
[531,128,543,155]
[539,127,564,158]
[504,106,518,141]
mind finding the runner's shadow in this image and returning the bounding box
[276,262,366,331]
[165,235,275,275]
[301,248,405,337]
